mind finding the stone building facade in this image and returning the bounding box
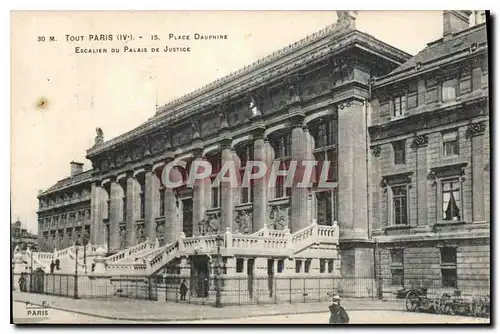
[11,219,38,253]
[36,11,489,286]
[369,11,489,290]
[37,162,92,251]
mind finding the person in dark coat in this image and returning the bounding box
[329,295,349,324]
[18,274,26,292]
[55,258,60,271]
[179,279,188,301]
[50,261,55,274]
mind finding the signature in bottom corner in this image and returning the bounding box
[25,300,51,308]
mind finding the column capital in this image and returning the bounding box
[220,136,233,150]
[192,141,204,158]
[466,121,486,138]
[370,145,381,157]
[289,111,305,128]
[411,134,429,148]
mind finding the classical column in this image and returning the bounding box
[370,146,381,230]
[125,171,136,246]
[290,113,308,233]
[192,144,206,236]
[220,136,234,233]
[413,135,429,226]
[144,165,160,240]
[90,180,104,245]
[164,155,179,243]
[252,125,268,232]
[468,121,486,222]
[108,177,122,253]
[337,100,368,241]
[337,100,371,279]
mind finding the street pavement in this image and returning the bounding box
[12,292,490,324]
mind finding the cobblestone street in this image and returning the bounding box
[12,292,489,324]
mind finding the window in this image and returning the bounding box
[140,191,145,219]
[304,259,311,273]
[159,188,165,217]
[207,153,221,208]
[442,131,459,157]
[311,118,337,149]
[236,144,254,204]
[442,78,458,102]
[390,249,404,286]
[440,247,457,288]
[459,66,472,95]
[426,78,438,103]
[295,260,302,273]
[407,82,418,109]
[392,186,408,225]
[393,94,406,117]
[270,133,292,199]
[442,180,461,221]
[236,258,244,273]
[328,259,334,273]
[316,191,333,226]
[393,140,406,165]
[277,259,284,273]
[320,259,326,273]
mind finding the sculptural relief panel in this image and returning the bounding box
[268,204,290,230]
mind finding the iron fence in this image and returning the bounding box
[14,272,490,310]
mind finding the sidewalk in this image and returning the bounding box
[13,292,404,322]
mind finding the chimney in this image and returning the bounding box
[70,161,84,177]
[443,10,472,39]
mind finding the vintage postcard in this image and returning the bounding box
[10,10,490,324]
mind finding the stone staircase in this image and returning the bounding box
[103,221,339,277]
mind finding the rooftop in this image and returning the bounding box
[39,169,93,197]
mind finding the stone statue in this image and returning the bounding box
[336,10,358,29]
[249,95,261,117]
[191,121,200,139]
[95,127,104,145]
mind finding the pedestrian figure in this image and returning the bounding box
[18,274,26,292]
[55,258,60,271]
[329,295,349,324]
[50,260,55,274]
[180,279,188,301]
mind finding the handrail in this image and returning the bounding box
[105,239,156,264]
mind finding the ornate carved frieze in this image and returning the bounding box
[411,134,429,148]
[465,121,486,138]
[371,145,381,157]
[269,204,289,230]
[234,209,252,234]
[198,212,220,235]
[380,171,413,188]
[428,162,467,185]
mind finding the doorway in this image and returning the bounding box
[191,255,210,297]
[247,258,254,299]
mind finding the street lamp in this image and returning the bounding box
[215,234,224,308]
[82,231,89,274]
[74,240,79,299]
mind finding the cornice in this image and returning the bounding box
[86,29,409,158]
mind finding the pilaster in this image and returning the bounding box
[90,180,104,245]
[192,143,206,236]
[412,134,429,226]
[144,165,158,240]
[290,111,308,233]
[252,125,268,233]
[108,177,121,253]
[467,121,486,222]
[220,136,234,233]
[125,171,136,246]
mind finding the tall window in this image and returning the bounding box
[440,247,457,288]
[393,140,406,165]
[270,133,292,198]
[442,77,458,102]
[442,131,459,157]
[207,153,221,209]
[390,249,404,286]
[316,191,333,225]
[311,118,338,183]
[159,187,165,217]
[392,186,408,225]
[459,66,472,95]
[236,143,254,204]
[442,179,461,221]
[140,190,145,219]
[425,78,438,103]
[393,94,406,118]
[407,82,418,109]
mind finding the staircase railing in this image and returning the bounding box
[105,239,156,264]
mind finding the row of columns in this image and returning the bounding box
[90,101,367,252]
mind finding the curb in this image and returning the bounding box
[14,299,403,322]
